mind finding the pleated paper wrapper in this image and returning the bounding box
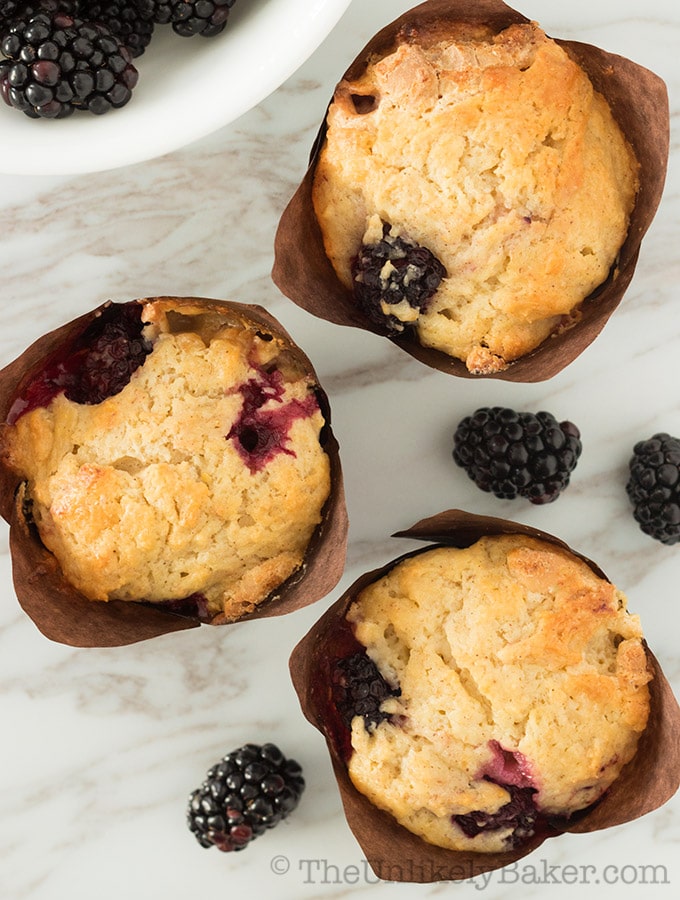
[289,509,680,883]
[0,297,348,647]
[272,0,669,382]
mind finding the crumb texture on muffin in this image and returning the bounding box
[343,535,651,852]
[1,301,331,620]
[312,22,639,373]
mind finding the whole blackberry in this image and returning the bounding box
[626,432,680,545]
[351,221,446,336]
[453,407,582,504]
[136,0,236,37]
[332,651,401,731]
[78,1,155,57]
[0,10,138,117]
[187,743,305,852]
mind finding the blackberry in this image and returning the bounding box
[64,302,153,404]
[152,592,210,620]
[9,302,153,422]
[351,221,446,336]
[0,10,138,118]
[453,406,582,504]
[626,432,680,545]
[137,0,236,38]
[187,743,305,852]
[453,784,539,848]
[78,1,155,57]
[332,651,401,731]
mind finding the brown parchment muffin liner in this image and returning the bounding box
[289,510,680,883]
[272,0,670,382]
[0,297,348,648]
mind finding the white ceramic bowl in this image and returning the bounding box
[0,0,352,176]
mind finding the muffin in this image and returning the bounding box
[0,297,347,645]
[337,535,650,852]
[291,511,680,880]
[273,0,669,382]
[312,20,638,374]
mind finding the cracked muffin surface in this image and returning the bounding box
[312,22,639,373]
[1,300,331,621]
[342,535,651,852]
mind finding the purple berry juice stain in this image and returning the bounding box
[226,367,320,473]
[482,740,535,789]
[452,741,542,846]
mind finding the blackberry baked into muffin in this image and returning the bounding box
[273,0,669,382]
[0,297,346,643]
[311,19,639,374]
[289,509,680,881]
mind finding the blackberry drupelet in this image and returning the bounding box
[626,432,680,545]
[332,651,401,731]
[0,1,19,16]
[351,221,446,336]
[136,0,236,38]
[187,743,305,852]
[78,1,155,57]
[0,1,22,29]
[0,9,138,117]
[453,406,582,504]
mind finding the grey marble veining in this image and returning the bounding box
[1,2,680,898]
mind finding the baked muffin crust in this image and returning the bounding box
[312,22,639,373]
[1,301,331,621]
[343,535,651,852]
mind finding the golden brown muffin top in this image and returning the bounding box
[313,23,639,373]
[1,301,331,620]
[345,535,651,852]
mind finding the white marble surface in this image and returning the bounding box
[1,1,680,897]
